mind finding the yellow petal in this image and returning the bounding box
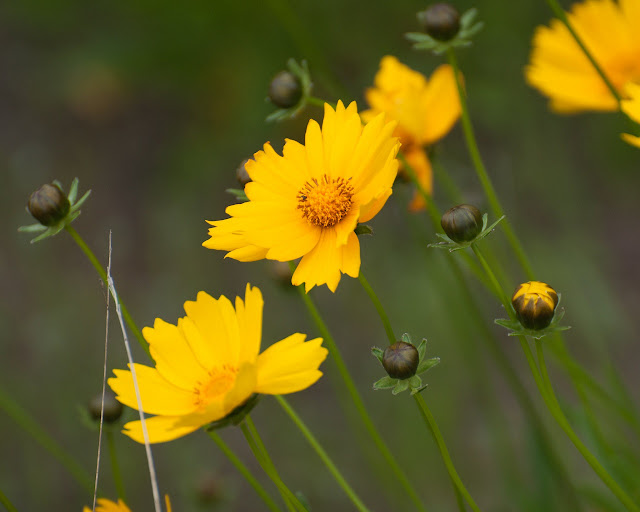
[403,146,433,212]
[419,65,461,145]
[322,101,364,179]
[235,284,264,365]
[292,229,343,292]
[340,231,361,278]
[109,365,197,415]
[143,319,209,390]
[256,334,327,394]
[122,414,204,444]
[621,132,640,148]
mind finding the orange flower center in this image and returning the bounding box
[194,365,237,407]
[297,175,354,228]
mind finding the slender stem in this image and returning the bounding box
[358,274,395,345]
[206,431,282,512]
[276,396,372,512]
[534,341,640,512]
[307,96,335,109]
[0,384,94,494]
[107,430,126,501]
[291,270,427,512]
[64,226,150,358]
[242,417,305,512]
[413,395,482,512]
[446,49,535,280]
[0,489,18,512]
[543,0,621,107]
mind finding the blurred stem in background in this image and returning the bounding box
[0,488,18,512]
[106,429,126,501]
[291,267,428,511]
[470,244,640,512]
[0,384,94,495]
[358,272,483,512]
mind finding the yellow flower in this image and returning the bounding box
[362,56,461,211]
[108,285,327,443]
[83,496,172,512]
[621,82,640,146]
[526,0,640,113]
[203,101,400,292]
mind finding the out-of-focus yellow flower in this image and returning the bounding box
[203,101,400,292]
[526,0,640,113]
[621,82,640,146]
[362,56,460,211]
[109,285,327,443]
[83,496,172,512]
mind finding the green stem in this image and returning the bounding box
[292,271,427,512]
[307,96,334,109]
[206,431,282,512]
[107,430,126,501]
[0,384,94,494]
[242,417,305,512]
[543,0,621,107]
[534,341,640,512]
[358,274,395,345]
[413,394,482,512]
[64,226,150,358]
[446,49,535,280]
[275,396,372,512]
[0,489,18,512]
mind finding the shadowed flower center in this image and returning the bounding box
[297,175,354,228]
[194,365,237,407]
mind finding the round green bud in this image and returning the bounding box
[382,342,419,380]
[268,71,302,109]
[441,204,483,243]
[88,390,123,423]
[27,183,70,226]
[512,281,559,330]
[236,159,251,186]
[418,3,461,42]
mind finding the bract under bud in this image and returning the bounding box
[236,159,251,186]
[418,3,461,41]
[512,281,559,330]
[268,71,303,108]
[88,390,123,423]
[382,342,419,380]
[28,183,70,226]
[441,204,483,243]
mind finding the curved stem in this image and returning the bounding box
[358,273,395,345]
[107,430,126,501]
[0,384,94,495]
[446,49,535,280]
[413,395,482,512]
[543,0,621,107]
[534,341,640,512]
[206,431,282,512]
[276,396,372,512]
[292,271,427,512]
[64,226,150,358]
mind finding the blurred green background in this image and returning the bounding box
[2,0,639,510]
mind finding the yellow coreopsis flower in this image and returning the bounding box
[526,0,640,113]
[83,496,172,512]
[203,101,400,292]
[108,285,327,443]
[621,82,640,146]
[362,56,461,211]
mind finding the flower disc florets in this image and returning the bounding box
[297,175,354,228]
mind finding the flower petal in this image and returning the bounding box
[121,414,204,444]
[222,362,257,416]
[292,229,342,292]
[418,65,461,145]
[235,284,264,365]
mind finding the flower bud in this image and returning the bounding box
[236,159,251,186]
[268,71,302,109]
[441,204,483,243]
[512,281,559,330]
[88,390,123,423]
[382,342,419,380]
[27,183,70,226]
[418,3,461,41]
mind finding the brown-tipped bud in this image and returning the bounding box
[382,342,419,380]
[27,183,70,226]
[512,281,559,330]
[88,390,123,423]
[418,3,461,41]
[236,159,251,186]
[268,71,302,109]
[441,204,483,243]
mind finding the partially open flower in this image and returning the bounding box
[418,3,461,41]
[441,204,483,243]
[28,183,70,226]
[88,390,123,423]
[268,71,302,109]
[512,281,559,330]
[382,342,419,380]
